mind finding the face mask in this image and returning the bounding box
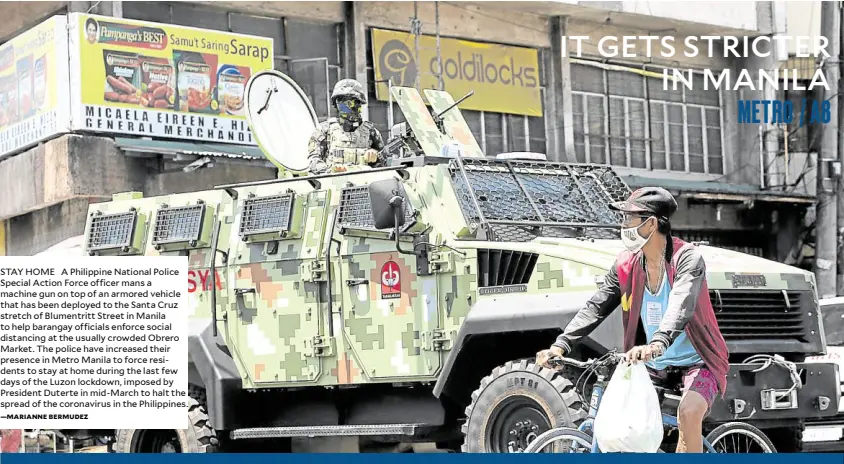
[337,99,361,122]
[620,217,654,252]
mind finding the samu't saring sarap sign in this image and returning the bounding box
[68,13,274,146]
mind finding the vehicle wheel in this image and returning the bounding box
[113,396,219,453]
[705,422,777,453]
[523,427,594,453]
[461,359,586,453]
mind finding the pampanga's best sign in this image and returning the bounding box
[69,13,274,146]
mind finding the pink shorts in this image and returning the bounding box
[649,365,719,413]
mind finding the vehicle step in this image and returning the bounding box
[229,423,425,439]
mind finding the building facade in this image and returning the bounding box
[0,1,819,271]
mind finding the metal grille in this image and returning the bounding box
[448,158,631,242]
[712,290,806,341]
[239,193,294,236]
[86,211,136,251]
[477,249,538,287]
[152,204,204,245]
[337,186,414,231]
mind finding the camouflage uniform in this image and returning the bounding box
[307,79,385,174]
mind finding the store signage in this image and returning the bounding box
[0,16,72,160]
[68,13,274,146]
[371,28,542,117]
[0,220,6,256]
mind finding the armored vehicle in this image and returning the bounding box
[75,71,839,453]
[804,297,844,451]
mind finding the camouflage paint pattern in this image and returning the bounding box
[390,86,447,157]
[331,78,367,104]
[82,85,822,391]
[423,89,484,158]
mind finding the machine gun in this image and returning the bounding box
[380,90,475,160]
[432,90,473,134]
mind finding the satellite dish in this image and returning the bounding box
[245,70,319,172]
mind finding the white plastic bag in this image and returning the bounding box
[592,361,663,453]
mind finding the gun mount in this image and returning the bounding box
[432,90,474,134]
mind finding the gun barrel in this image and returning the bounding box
[434,90,475,120]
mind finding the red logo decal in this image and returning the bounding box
[381,261,401,299]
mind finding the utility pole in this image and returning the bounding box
[412,1,421,91]
[818,0,840,298]
[435,1,444,90]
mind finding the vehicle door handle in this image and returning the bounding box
[235,288,257,310]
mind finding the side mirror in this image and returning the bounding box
[368,178,407,230]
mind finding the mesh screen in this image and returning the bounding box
[86,211,136,251]
[152,205,204,245]
[448,158,631,242]
[337,186,414,231]
[240,193,294,236]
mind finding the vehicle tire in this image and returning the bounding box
[461,359,586,453]
[705,422,777,453]
[113,396,219,453]
[523,427,594,453]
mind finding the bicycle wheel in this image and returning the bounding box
[523,427,594,453]
[705,422,777,453]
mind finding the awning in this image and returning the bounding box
[113,137,274,168]
[623,175,816,205]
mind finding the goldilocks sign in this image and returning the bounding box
[371,28,542,117]
[68,13,274,146]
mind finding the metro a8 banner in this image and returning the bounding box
[68,13,274,146]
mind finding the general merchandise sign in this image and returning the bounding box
[68,13,274,146]
[0,16,71,160]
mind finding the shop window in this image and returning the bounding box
[782,85,818,154]
[675,230,765,258]
[122,2,172,23]
[572,61,724,174]
[507,114,527,152]
[285,20,341,66]
[170,3,228,31]
[483,112,504,156]
[464,111,483,141]
[230,13,285,55]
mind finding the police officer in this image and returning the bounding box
[306,79,385,174]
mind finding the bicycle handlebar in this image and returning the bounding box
[547,351,626,370]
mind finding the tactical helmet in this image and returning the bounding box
[331,79,367,105]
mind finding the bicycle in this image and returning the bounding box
[523,350,781,453]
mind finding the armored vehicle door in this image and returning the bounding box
[333,184,443,382]
[226,70,328,386]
